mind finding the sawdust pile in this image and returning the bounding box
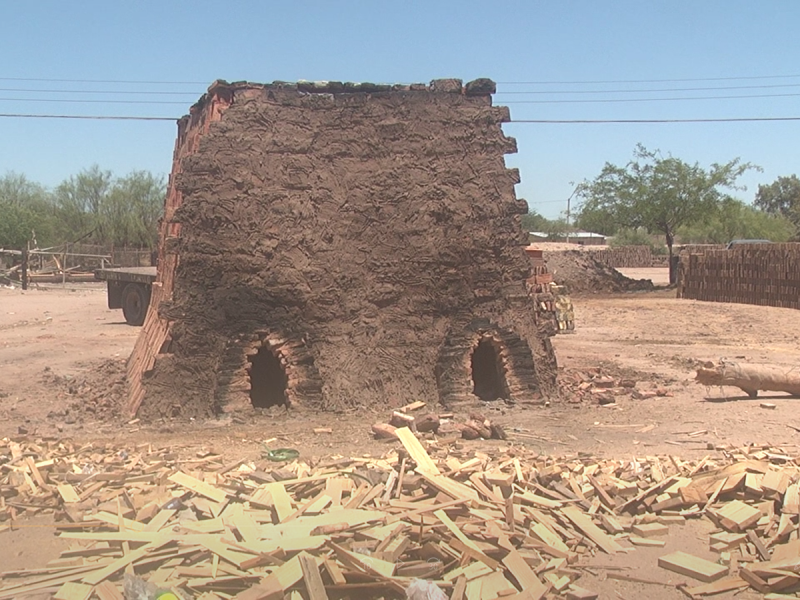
[544,251,655,294]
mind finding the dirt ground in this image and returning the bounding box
[2,270,800,598]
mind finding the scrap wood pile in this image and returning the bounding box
[4,436,800,599]
[559,367,672,405]
[370,401,508,441]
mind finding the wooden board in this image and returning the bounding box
[715,500,761,531]
[54,582,94,600]
[267,482,294,522]
[561,506,623,554]
[395,426,441,475]
[501,549,547,600]
[57,484,81,504]
[168,471,227,503]
[299,551,329,600]
[658,551,727,582]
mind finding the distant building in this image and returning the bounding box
[528,230,606,246]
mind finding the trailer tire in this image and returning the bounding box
[121,283,149,326]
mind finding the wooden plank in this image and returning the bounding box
[199,537,257,569]
[92,511,146,532]
[449,537,501,571]
[267,482,294,522]
[54,582,94,600]
[231,508,262,543]
[168,471,227,503]
[657,551,727,582]
[298,551,329,600]
[82,538,170,585]
[434,509,486,557]
[502,549,547,600]
[418,471,479,502]
[560,506,623,554]
[94,581,124,600]
[323,559,346,586]
[143,508,176,532]
[631,523,668,537]
[529,522,569,554]
[58,484,81,504]
[330,542,396,579]
[715,500,761,531]
[395,426,440,475]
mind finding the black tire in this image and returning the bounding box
[121,283,149,326]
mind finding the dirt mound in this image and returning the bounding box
[544,250,655,294]
[41,359,128,424]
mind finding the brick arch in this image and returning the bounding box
[435,319,539,406]
[218,332,323,411]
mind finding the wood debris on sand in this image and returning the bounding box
[2,431,800,598]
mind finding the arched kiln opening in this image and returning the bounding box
[248,346,288,408]
[470,337,509,401]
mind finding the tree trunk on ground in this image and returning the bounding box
[696,362,800,398]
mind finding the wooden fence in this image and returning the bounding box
[677,243,800,309]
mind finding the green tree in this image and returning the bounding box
[52,166,165,247]
[0,172,57,248]
[609,227,658,249]
[520,210,550,232]
[754,175,800,236]
[678,198,795,244]
[53,165,114,242]
[101,171,164,248]
[575,145,757,282]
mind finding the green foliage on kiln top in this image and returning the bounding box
[0,167,165,249]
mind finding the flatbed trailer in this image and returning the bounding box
[94,267,157,326]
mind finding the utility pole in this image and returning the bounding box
[565,186,578,245]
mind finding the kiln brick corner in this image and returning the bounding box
[125,78,558,418]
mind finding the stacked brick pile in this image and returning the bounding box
[677,243,800,309]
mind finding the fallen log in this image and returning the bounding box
[696,362,800,398]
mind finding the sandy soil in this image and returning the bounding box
[2,273,799,597]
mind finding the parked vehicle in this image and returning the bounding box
[95,267,157,325]
[726,239,772,250]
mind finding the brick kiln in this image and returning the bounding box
[125,78,558,418]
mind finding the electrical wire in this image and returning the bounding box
[0,87,200,95]
[2,115,800,125]
[508,116,800,123]
[505,92,800,104]
[0,97,188,104]
[496,83,800,94]
[498,74,800,85]
[0,76,207,85]
[0,113,176,120]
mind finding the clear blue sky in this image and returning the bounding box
[2,1,799,219]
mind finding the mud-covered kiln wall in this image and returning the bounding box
[127,80,557,418]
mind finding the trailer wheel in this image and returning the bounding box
[121,283,149,326]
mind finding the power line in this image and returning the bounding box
[0,113,176,121]
[496,83,800,95]
[0,87,200,96]
[505,92,800,104]
[509,116,800,123]
[0,76,207,85]
[498,74,800,85]
[2,114,799,124]
[0,97,188,105]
